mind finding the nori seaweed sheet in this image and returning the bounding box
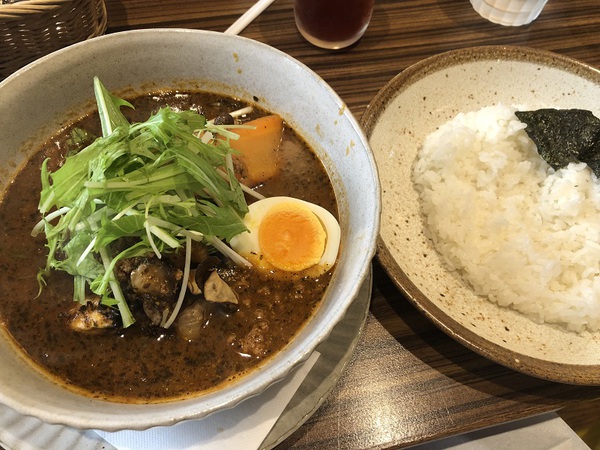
[515,109,600,177]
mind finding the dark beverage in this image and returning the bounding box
[294,0,375,49]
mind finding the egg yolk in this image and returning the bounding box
[257,203,326,272]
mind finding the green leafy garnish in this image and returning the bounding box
[33,77,252,328]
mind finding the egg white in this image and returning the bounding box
[230,196,341,273]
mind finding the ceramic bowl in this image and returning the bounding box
[0,29,380,430]
[361,46,600,385]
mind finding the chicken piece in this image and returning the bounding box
[67,296,119,332]
[238,321,270,358]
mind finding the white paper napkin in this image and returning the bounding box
[94,351,320,450]
[407,411,590,450]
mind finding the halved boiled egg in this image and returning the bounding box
[230,196,341,275]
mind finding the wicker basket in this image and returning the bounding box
[0,0,107,79]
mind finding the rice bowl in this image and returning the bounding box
[362,46,600,385]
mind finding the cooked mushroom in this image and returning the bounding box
[142,298,166,326]
[130,261,181,298]
[176,301,209,341]
[194,256,220,288]
[187,256,222,295]
[190,241,212,264]
[212,113,234,125]
[67,296,119,333]
[204,271,238,305]
[187,269,202,295]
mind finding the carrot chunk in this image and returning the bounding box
[230,115,284,186]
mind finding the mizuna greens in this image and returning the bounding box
[32,78,254,328]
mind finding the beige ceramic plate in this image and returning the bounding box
[361,46,600,385]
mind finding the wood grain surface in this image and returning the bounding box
[3,1,600,449]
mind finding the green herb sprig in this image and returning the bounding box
[33,77,252,328]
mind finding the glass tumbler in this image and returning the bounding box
[294,0,375,50]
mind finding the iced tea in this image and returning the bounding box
[294,0,375,50]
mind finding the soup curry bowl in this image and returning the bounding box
[0,29,380,431]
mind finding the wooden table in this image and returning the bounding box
[101,1,600,449]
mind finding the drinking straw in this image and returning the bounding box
[224,0,277,35]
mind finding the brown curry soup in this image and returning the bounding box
[0,90,338,403]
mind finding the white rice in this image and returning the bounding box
[413,103,600,333]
